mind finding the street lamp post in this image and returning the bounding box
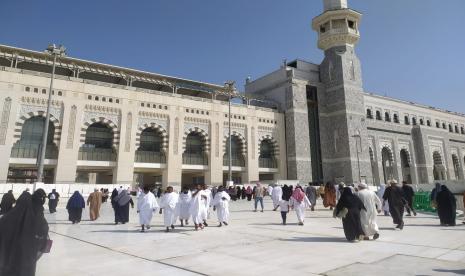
[35,44,66,190]
[225,81,235,187]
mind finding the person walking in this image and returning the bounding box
[435,184,457,226]
[47,189,60,214]
[0,189,49,276]
[271,185,283,211]
[323,182,337,210]
[87,189,102,221]
[334,187,366,242]
[383,180,405,230]
[212,186,231,227]
[253,183,266,212]
[159,186,179,232]
[245,186,253,201]
[289,186,312,225]
[402,181,417,216]
[66,191,85,224]
[305,184,318,211]
[137,186,159,232]
[357,183,381,240]
[114,189,134,224]
[178,188,192,227]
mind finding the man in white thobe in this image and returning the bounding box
[212,187,231,227]
[178,188,192,227]
[137,186,159,232]
[271,185,283,211]
[190,184,207,230]
[201,184,212,226]
[159,186,179,232]
[357,183,382,240]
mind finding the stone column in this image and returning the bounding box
[164,115,182,191]
[55,104,81,184]
[0,96,17,183]
[114,110,136,186]
[207,118,223,187]
[245,123,259,183]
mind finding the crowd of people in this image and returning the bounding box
[0,180,461,275]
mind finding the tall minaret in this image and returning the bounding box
[312,0,373,184]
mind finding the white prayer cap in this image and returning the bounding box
[358,183,368,189]
[390,180,398,185]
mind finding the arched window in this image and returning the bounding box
[393,114,399,123]
[11,116,58,159]
[183,132,208,165]
[404,116,410,125]
[381,147,394,183]
[400,149,412,184]
[433,151,446,181]
[259,139,277,168]
[135,128,165,163]
[419,119,424,125]
[385,112,391,122]
[449,124,453,132]
[455,125,459,133]
[366,109,373,119]
[223,136,245,167]
[369,147,378,185]
[442,123,446,129]
[436,122,440,128]
[427,120,431,127]
[79,122,116,161]
[452,154,462,180]
[412,117,417,125]
[461,127,465,135]
[376,111,382,120]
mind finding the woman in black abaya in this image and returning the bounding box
[0,189,49,276]
[114,189,134,224]
[334,187,366,242]
[436,185,457,226]
[66,191,85,224]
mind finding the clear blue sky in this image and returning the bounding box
[1,0,465,112]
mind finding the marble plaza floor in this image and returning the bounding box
[37,197,465,276]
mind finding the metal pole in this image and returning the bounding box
[228,92,232,185]
[36,53,57,188]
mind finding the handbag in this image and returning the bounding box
[333,207,348,219]
[42,239,53,253]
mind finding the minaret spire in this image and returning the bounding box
[324,0,348,11]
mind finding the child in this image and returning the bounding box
[137,186,159,232]
[159,186,179,232]
[278,196,290,225]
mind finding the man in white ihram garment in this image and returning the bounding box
[212,186,231,227]
[137,186,159,232]
[178,187,192,227]
[190,184,207,231]
[271,184,283,211]
[289,186,312,225]
[357,183,382,240]
[201,184,212,226]
[159,186,179,232]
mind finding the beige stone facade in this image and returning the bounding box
[0,45,287,190]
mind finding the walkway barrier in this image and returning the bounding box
[413,191,436,212]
